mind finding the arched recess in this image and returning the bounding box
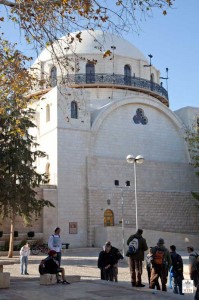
[90,97,190,162]
[124,64,131,85]
[71,101,78,119]
[50,66,57,87]
[104,209,114,226]
[86,62,95,83]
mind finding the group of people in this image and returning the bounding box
[98,228,199,300]
[19,226,199,298]
[20,227,70,284]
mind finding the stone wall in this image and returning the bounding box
[88,189,199,246]
[95,226,199,251]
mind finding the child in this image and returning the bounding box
[146,247,160,290]
[20,241,30,275]
[146,247,153,286]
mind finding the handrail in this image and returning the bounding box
[63,73,169,104]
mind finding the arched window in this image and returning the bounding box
[104,209,114,226]
[46,104,50,122]
[124,65,131,85]
[71,101,78,119]
[86,63,95,83]
[50,66,57,87]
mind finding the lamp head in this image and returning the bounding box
[126,155,135,164]
[135,155,144,164]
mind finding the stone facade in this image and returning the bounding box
[2,31,198,247]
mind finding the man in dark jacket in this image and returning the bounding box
[187,246,199,300]
[105,241,123,282]
[127,228,148,287]
[42,250,69,284]
[98,243,118,281]
[170,245,184,295]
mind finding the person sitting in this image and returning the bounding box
[44,250,70,284]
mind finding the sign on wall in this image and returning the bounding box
[69,222,78,234]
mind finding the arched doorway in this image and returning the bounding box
[104,209,114,226]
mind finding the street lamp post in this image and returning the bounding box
[114,180,130,257]
[126,155,144,231]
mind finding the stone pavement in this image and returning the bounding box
[0,248,196,300]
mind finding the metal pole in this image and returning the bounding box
[134,161,138,231]
[121,187,125,257]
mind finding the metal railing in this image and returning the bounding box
[63,73,169,103]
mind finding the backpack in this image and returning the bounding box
[39,258,47,275]
[128,237,139,254]
[153,247,165,265]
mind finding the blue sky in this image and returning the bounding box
[126,0,199,111]
[1,0,198,111]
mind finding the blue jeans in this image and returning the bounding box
[20,256,28,274]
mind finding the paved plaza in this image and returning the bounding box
[0,248,196,299]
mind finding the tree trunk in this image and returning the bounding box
[8,213,15,258]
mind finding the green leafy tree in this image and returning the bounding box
[0,36,54,258]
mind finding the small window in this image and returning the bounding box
[124,65,131,85]
[50,66,57,87]
[46,104,50,122]
[86,63,95,83]
[104,209,114,226]
[71,101,78,119]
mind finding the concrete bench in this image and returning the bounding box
[40,274,81,285]
[0,272,10,289]
[40,274,57,285]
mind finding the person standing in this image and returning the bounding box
[20,241,30,275]
[146,247,160,290]
[127,228,148,287]
[170,245,184,295]
[149,238,171,292]
[105,241,123,282]
[97,243,117,281]
[187,246,199,300]
[48,227,62,266]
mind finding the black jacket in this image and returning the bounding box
[98,250,117,269]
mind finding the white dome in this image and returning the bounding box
[36,30,146,62]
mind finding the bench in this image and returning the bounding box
[62,243,70,249]
[40,274,81,285]
[0,260,16,289]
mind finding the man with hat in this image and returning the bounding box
[127,229,148,287]
[97,242,118,281]
[48,227,62,266]
[149,238,171,291]
[104,241,123,282]
[42,250,69,284]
